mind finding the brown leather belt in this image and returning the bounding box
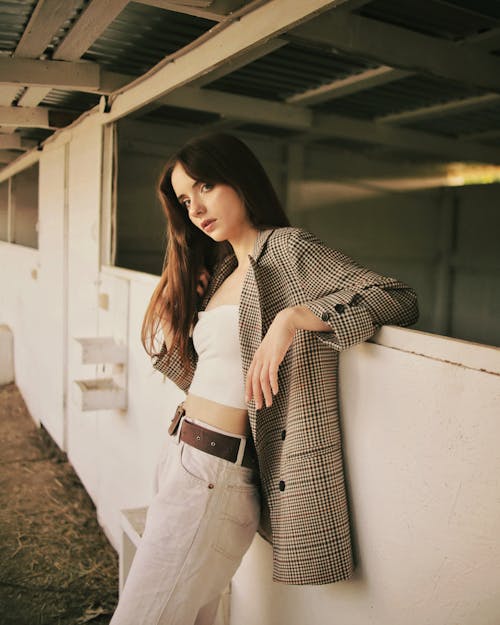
[179,418,258,470]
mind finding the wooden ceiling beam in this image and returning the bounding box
[0,58,100,91]
[0,134,38,150]
[107,0,346,120]
[157,85,500,164]
[134,0,248,21]
[14,0,84,58]
[378,93,500,125]
[287,66,411,105]
[0,106,77,129]
[0,150,19,163]
[52,0,130,61]
[290,12,500,93]
[160,85,312,128]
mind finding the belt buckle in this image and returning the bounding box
[168,404,185,436]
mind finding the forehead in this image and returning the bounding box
[171,162,195,196]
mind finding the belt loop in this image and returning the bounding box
[174,415,186,445]
[175,415,187,445]
[235,436,247,466]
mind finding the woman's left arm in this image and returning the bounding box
[245,228,419,409]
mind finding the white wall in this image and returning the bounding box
[231,329,500,625]
[36,144,67,447]
[0,242,41,421]
[93,266,184,542]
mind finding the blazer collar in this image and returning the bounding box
[215,227,275,272]
[250,228,275,263]
[201,228,275,309]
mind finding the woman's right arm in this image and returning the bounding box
[152,328,198,393]
[151,268,210,392]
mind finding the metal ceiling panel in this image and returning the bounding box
[404,104,500,138]
[0,0,37,52]
[313,75,487,119]
[357,0,500,41]
[205,42,377,101]
[82,3,215,76]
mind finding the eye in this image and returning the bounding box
[201,182,213,193]
[181,198,190,209]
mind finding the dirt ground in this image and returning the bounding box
[0,383,119,625]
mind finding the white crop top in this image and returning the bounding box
[189,305,247,409]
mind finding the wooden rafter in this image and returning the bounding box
[377,93,500,125]
[158,85,500,164]
[0,135,37,150]
[0,106,77,129]
[287,67,411,105]
[52,0,130,61]
[134,0,249,21]
[0,58,100,91]
[0,58,130,95]
[14,0,84,58]
[290,12,500,93]
[107,0,347,119]
[0,150,19,163]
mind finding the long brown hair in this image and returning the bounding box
[141,132,290,370]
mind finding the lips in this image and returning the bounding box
[201,218,216,230]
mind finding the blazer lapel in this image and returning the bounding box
[200,228,275,311]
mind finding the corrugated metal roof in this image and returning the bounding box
[313,75,487,120]
[206,42,377,101]
[404,104,500,138]
[41,89,100,112]
[0,0,36,53]
[1,0,500,168]
[82,3,215,76]
[357,0,500,41]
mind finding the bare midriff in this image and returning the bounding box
[183,393,251,436]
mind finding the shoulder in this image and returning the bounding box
[268,226,328,253]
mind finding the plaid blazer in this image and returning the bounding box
[153,227,419,585]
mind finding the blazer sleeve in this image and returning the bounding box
[151,338,198,393]
[288,228,419,351]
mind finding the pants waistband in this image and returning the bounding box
[169,404,258,470]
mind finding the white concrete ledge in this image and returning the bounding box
[371,326,500,376]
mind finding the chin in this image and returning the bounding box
[202,227,227,242]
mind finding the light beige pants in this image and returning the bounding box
[110,416,261,625]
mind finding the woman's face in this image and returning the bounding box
[171,162,256,243]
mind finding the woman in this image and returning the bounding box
[110,133,419,625]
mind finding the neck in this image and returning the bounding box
[229,228,259,269]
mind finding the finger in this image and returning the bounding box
[269,361,279,396]
[260,366,273,408]
[251,362,264,410]
[245,361,254,403]
[200,273,209,287]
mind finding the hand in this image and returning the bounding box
[196,268,210,298]
[245,309,296,410]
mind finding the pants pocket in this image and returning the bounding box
[179,442,222,486]
[212,483,261,561]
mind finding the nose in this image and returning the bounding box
[189,197,206,217]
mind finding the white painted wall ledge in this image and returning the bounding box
[371,325,500,376]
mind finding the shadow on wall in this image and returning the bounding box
[0,325,14,385]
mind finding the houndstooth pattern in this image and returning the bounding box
[153,227,419,585]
